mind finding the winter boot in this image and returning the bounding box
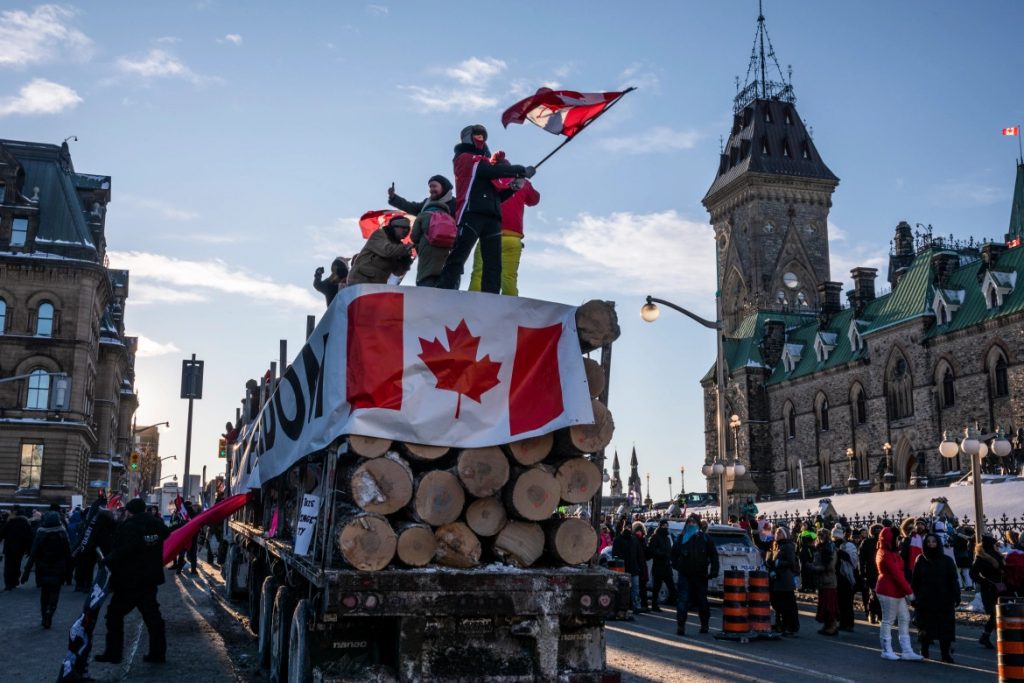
[880,635,900,661]
[898,634,924,661]
[940,639,954,664]
[920,636,931,660]
[979,631,995,649]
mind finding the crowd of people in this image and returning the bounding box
[603,507,1017,665]
[312,124,540,302]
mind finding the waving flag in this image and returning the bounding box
[1003,127,1020,136]
[164,492,252,564]
[358,209,410,238]
[502,88,631,138]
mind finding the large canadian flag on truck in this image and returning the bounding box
[233,286,595,490]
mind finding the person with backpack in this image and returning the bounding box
[833,526,860,632]
[438,124,535,293]
[468,159,539,296]
[396,175,457,287]
[348,215,415,285]
[972,533,1008,649]
[670,513,719,636]
[21,511,71,628]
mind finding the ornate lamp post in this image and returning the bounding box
[845,447,858,494]
[882,442,895,491]
[939,425,1012,544]
[667,476,673,502]
[644,472,653,510]
[679,465,686,501]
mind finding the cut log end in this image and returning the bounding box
[568,400,614,454]
[582,357,606,400]
[464,496,508,537]
[395,524,437,567]
[506,433,554,466]
[575,300,620,353]
[434,522,482,568]
[348,435,393,459]
[337,513,396,571]
[506,467,561,522]
[494,521,545,568]
[555,457,603,504]
[405,442,451,462]
[350,455,413,514]
[546,518,598,565]
[457,447,510,498]
[412,470,466,527]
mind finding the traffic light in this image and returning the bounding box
[129,451,140,470]
[218,437,227,459]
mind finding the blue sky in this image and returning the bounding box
[2,1,1021,500]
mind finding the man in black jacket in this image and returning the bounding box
[647,520,678,612]
[612,521,644,614]
[96,498,170,665]
[0,505,33,590]
[670,513,719,636]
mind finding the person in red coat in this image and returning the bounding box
[468,162,539,296]
[875,526,923,661]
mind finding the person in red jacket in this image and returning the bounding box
[468,159,539,296]
[875,526,923,661]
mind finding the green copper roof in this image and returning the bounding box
[926,246,1024,338]
[1009,162,1024,243]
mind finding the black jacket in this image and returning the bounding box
[858,535,879,586]
[670,531,720,579]
[388,193,457,219]
[912,549,959,641]
[24,524,71,586]
[452,143,527,220]
[0,514,32,555]
[647,528,674,580]
[105,512,170,592]
[611,530,644,576]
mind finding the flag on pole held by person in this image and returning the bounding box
[57,554,111,682]
[163,492,252,564]
[174,494,190,522]
[358,209,410,238]
[1003,126,1020,136]
[502,88,630,137]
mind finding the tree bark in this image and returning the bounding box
[409,469,466,527]
[493,521,545,568]
[552,456,603,504]
[464,496,508,537]
[348,435,393,459]
[433,522,482,568]
[505,466,561,521]
[394,522,436,568]
[545,517,598,565]
[505,433,553,466]
[339,453,414,515]
[567,400,614,454]
[404,442,451,463]
[336,512,396,571]
[583,357,606,399]
[456,447,510,498]
[575,300,620,353]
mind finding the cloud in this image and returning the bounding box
[130,283,209,306]
[0,5,92,68]
[119,195,198,221]
[529,210,716,299]
[366,4,389,15]
[599,126,701,154]
[619,63,660,91]
[403,56,507,113]
[108,251,321,309]
[115,49,219,85]
[827,220,847,241]
[220,33,243,45]
[305,217,366,262]
[932,180,1005,207]
[828,222,888,292]
[155,36,180,44]
[0,78,81,116]
[134,334,182,357]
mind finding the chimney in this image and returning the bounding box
[981,242,1008,269]
[760,319,786,368]
[817,281,843,316]
[850,267,878,303]
[930,252,960,287]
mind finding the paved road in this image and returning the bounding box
[607,598,998,683]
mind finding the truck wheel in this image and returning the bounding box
[269,585,296,683]
[221,545,236,599]
[258,576,279,669]
[247,561,265,635]
[287,599,312,683]
[226,546,249,599]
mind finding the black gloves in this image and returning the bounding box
[524,166,536,179]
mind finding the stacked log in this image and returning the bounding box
[327,299,618,571]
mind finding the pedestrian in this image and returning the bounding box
[437,124,534,293]
[951,524,975,589]
[798,523,818,593]
[833,526,859,632]
[598,525,613,553]
[20,511,71,628]
[313,257,349,305]
[900,517,926,580]
[875,526,923,660]
[468,160,538,295]
[753,518,774,560]
[172,501,199,575]
[670,513,719,636]
[647,520,678,612]
[912,533,959,663]
[611,519,644,616]
[0,505,33,590]
[401,175,456,287]
[72,500,116,592]
[96,498,170,665]
[859,524,883,623]
[347,215,415,285]
[766,526,800,635]
[812,528,839,636]
[971,533,1007,649]
[634,522,651,612]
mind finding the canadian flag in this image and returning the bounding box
[502,87,628,138]
[235,286,595,489]
[1003,127,1020,136]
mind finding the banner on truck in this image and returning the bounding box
[232,285,594,491]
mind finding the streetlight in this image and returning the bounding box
[644,472,652,509]
[642,294,733,522]
[882,442,895,491]
[679,465,686,498]
[668,476,673,502]
[846,447,858,494]
[939,425,1012,544]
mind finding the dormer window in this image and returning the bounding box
[784,109,794,125]
[782,140,791,158]
[982,271,1016,309]
[801,143,811,160]
[814,332,837,363]
[761,137,770,155]
[11,217,28,247]
[763,107,773,123]
[782,343,803,373]
[932,289,963,325]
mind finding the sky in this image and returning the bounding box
[1,1,1022,501]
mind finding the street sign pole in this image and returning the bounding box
[183,392,194,501]
[181,353,204,502]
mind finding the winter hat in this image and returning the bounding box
[125,498,146,515]
[831,526,846,541]
[631,521,645,534]
[42,511,61,528]
[460,124,488,144]
[387,215,411,230]
[428,175,453,195]
[330,257,349,279]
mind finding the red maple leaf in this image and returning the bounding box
[418,320,502,419]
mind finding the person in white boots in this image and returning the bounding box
[875,526,924,661]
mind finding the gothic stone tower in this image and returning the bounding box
[702,13,840,334]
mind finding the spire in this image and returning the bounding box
[630,446,638,468]
[1008,161,1024,245]
[612,450,620,473]
[735,0,795,113]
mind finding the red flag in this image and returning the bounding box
[502,88,626,137]
[174,494,190,521]
[163,492,251,564]
[1003,127,1020,136]
[358,210,410,238]
[106,494,122,511]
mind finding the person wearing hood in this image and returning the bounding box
[0,505,33,590]
[951,524,975,589]
[21,511,71,628]
[971,533,1007,649]
[72,499,117,592]
[859,524,883,623]
[876,525,923,660]
[670,513,719,636]
[900,517,927,580]
[313,257,349,305]
[833,526,860,632]
[396,175,457,287]
[912,532,959,663]
[611,520,644,615]
[348,215,415,285]
[438,124,534,294]
[766,526,800,635]
[812,528,839,636]
[647,520,677,612]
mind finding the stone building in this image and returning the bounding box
[0,139,137,509]
[700,15,1024,504]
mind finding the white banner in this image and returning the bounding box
[294,494,321,556]
[232,285,594,490]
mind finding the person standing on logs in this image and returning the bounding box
[387,175,456,287]
[348,216,415,285]
[313,257,349,305]
[437,124,534,293]
[670,513,719,636]
[647,520,677,613]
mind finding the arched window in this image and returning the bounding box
[993,355,1010,398]
[887,354,914,420]
[26,368,50,410]
[819,453,832,487]
[941,367,955,408]
[0,297,6,334]
[785,403,796,439]
[36,302,54,337]
[817,396,830,432]
[854,388,867,424]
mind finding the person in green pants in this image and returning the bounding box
[468,161,539,295]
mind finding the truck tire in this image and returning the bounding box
[221,545,236,599]
[258,576,279,669]
[269,585,296,683]
[287,599,312,683]
[247,561,265,635]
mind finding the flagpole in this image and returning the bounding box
[1018,123,1022,163]
[532,87,636,170]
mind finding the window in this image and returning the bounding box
[0,183,5,203]
[11,217,28,246]
[0,298,5,334]
[785,403,796,439]
[993,356,1010,398]
[19,443,43,490]
[818,398,830,431]
[36,302,54,337]
[854,388,867,424]
[887,354,914,420]
[941,368,955,408]
[819,453,832,487]
[990,287,999,309]
[26,368,50,410]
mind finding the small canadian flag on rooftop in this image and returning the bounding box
[1003,126,1020,136]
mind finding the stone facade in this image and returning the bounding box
[0,139,137,509]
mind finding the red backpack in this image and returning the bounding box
[424,208,457,248]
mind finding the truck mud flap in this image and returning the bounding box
[400,615,544,682]
[311,618,399,683]
[558,618,606,676]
